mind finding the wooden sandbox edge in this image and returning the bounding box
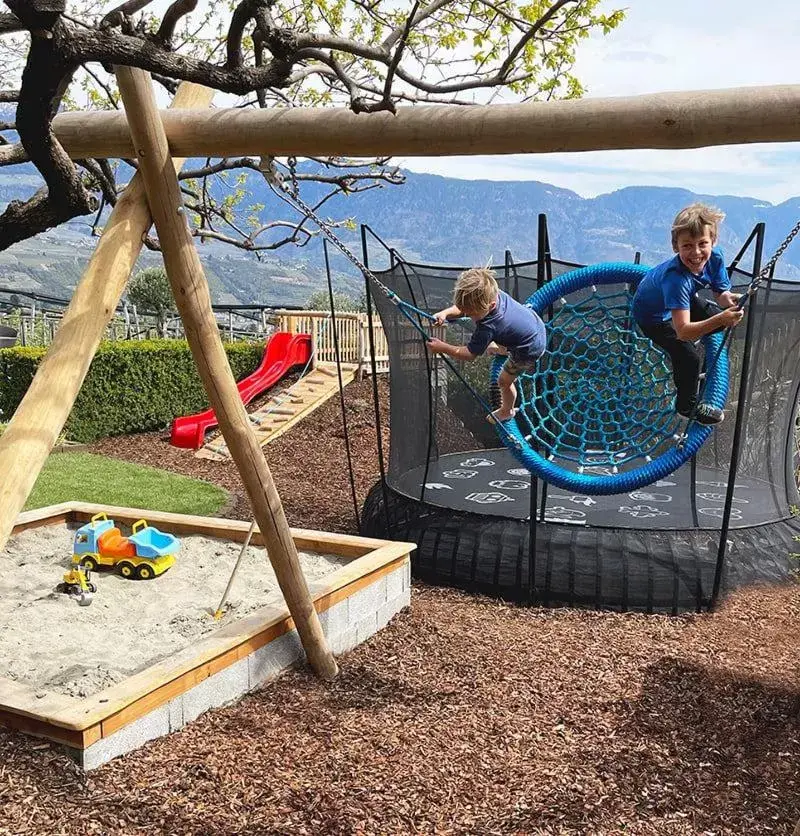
[2,502,414,746]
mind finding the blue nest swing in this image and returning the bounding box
[491,262,729,496]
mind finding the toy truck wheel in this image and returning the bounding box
[118,561,136,579]
[136,564,155,580]
[80,556,98,572]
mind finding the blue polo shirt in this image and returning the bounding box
[632,247,731,326]
[467,290,547,362]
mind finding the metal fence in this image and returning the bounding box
[0,289,389,376]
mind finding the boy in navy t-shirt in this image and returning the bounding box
[428,267,547,423]
[632,203,743,425]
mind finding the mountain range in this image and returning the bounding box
[1,161,799,307]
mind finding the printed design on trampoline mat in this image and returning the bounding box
[584,454,612,464]
[699,507,744,520]
[696,492,749,504]
[618,504,670,519]
[550,493,597,506]
[424,483,454,491]
[507,468,531,477]
[696,480,746,489]
[460,457,494,467]
[544,507,586,522]
[653,480,676,487]
[443,469,479,479]
[465,492,514,504]
[488,479,529,490]
[629,491,673,503]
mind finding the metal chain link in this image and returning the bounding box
[286,155,299,198]
[744,218,800,298]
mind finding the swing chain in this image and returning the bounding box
[287,155,299,198]
[280,157,399,303]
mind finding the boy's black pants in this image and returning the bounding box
[637,297,722,415]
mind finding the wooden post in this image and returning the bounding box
[115,66,337,680]
[0,81,214,556]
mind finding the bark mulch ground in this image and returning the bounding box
[3,379,800,835]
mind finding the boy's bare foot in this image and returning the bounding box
[489,407,518,424]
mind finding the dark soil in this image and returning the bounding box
[3,377,800,835]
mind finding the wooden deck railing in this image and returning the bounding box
[274,310,389,376]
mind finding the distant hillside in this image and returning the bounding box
[1,161,798,304]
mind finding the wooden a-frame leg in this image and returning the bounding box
[115,66,338,680]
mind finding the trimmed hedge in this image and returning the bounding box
[0,339,264,442]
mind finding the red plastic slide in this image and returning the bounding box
[170,331,312,449]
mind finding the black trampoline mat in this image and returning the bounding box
[393,448,787,529]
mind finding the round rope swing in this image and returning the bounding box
[489,262,728,495]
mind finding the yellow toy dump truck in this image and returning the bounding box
[72,513,179,580]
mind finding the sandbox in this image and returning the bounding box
[0,502,413,770]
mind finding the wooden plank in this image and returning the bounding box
[115,67,337,682]
[252,367,357,448]
[310,555,409,613]
[9,503,75,534]
[0,710,100,749]
[0,83,215,557]
[0,677,84,726]
[195,365,357,459]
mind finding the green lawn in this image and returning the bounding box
[24,452,228,517]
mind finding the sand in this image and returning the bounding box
[1,524,348,698]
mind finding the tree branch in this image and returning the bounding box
[64,23,296,93]
[100,0,155,30]
[155,0,198,46]
[0,142,26,165]
[497,0,576,81]
[0,15,96,248]
[381,0,450,51]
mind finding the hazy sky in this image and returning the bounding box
[400,0,800,203]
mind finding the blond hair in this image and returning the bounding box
[454,267,498,314]
[671,203,725,249]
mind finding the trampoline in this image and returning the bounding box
[356,218,800,613]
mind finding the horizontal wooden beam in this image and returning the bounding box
[51,84,800,160]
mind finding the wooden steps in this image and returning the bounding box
[196,362,358,461]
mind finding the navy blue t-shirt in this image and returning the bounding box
[466,290,547,362]
[632,247,731,326]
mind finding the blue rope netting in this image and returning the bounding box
[490,262,729,495]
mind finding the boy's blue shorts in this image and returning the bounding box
[503,356,539,377]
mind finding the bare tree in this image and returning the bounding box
[0,0,623,253]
